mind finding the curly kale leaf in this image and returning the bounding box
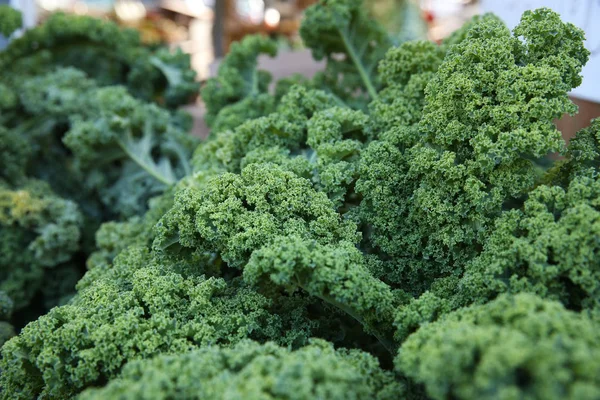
[192,85,338,174]
[0,245,323,399]
[566,118,600,172]
[0,5,21,38]
[78,339,402,400]
[156,163,397,352]
[201,35,277,130]
[0,12,197,108]
[356,41,448,291]
[300,0,391,104]
[396,293,600,400]
[306,106,370,209]
[244,235,397,353]
[0,291,15,346]
[193,85,369,211]
[156,163,359,263]
[358,10,588,293]
[458,173,600,313]
[367,40,445,139]
[0,179,83,312]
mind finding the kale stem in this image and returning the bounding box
[116,139,176,186]
[296,280,396,355]
[338,29,378,100]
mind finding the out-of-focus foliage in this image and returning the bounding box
[0,291,15,346]
[0,179,82,309]
[0,126,29,184]
[0,7,199,340]
[300,0,392,107]
[0,12,198,107]
[549,117,600,185]
[0,5,20,37]
[368,0,427,43]
[1,2,599,400]
[0,178,83,343]
[0,67,198,221]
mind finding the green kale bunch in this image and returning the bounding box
[358,10,588,294]
[397,294,600,400]
[0,12,198,108]
[0,126,84,338]
[0,179,82,310]
[0,291,14,347]
[79,339,402,400]
[1,246,324,398]
[0,8,199,337]
[0,9,200,230]
[2,67,198,222]
[2,1,600,400]
[0,5,20,37]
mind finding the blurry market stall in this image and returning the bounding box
[5,0,597,139]
[9,0,434,80]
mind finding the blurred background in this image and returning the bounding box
[1,0,598,138]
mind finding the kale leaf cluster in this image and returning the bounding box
[1,2,599,400]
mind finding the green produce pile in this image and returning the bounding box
[0,6,200,339]
[1,1,599,399]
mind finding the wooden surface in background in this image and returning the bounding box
[556,97,600,143]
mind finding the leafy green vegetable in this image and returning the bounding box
[357,10,588,294]
[396,294,600,400]
[0,291,14,346]
[0,5,21,38]
[0,12,198,107]
[1,67,198,221]
[0,12,199,336]
[201,35,277,131]
[0,179,83,329]
[78,339,402,400]
[1,2,599,400]
[458,173,600,312]
[0,247,322,398]
[300,0,392,105]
